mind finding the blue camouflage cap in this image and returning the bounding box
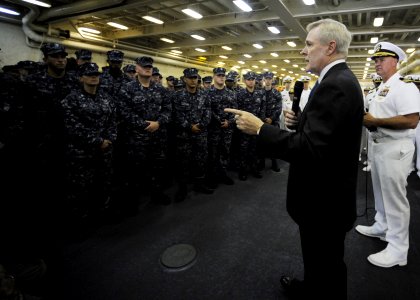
[263,72,274,79]
[135,56,153,68]
[152,67,160,75]
[202,76,212,83]
[213,67,226,75]
[75,49,92,60]
[78,62,101,76]
[123,64,136,73]
[41,43,68,56]
[243,71,257,80]
[107,50,124,62]
[183,68,199,78]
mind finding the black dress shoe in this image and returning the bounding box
[280,276,305,299]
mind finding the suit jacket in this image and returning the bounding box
[258,63,364,231]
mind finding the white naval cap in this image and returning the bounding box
[283,76,293,83]
[300,76,310,82]
[371,42,406,62]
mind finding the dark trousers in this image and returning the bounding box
[299,225,347,300]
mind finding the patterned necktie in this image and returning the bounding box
[308,80,319,99]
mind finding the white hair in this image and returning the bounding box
[306,18,352,58]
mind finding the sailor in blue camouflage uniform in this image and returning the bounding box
[23,42,79,236]
[122,64,136,80]
[172,68,213,202]
[202,76,212,90]
[116,56,171,211]
[100,50,131,98]
[75,49,92,66]
[60,63,117,224]
[235,71,265,180]
[260,71,282,172]
[206,67,237,188]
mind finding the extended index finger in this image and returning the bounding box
[224,108,244,115]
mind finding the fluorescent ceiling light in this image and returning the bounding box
[281,68,286,71]
[171,50,182,54]
[365,63,370,66]
[160,38,175,43]
[217,62,225,65]
[368,49,375,54]
[406,48,415,53]
[287,41,297,47]
[233,0,252,12]
[21,0,51,8]
[233,65,241,69]
[272,71,277,74]
[302,0,315,5]
[283,59,290,63]
[0,7,20,15]
[182,8,203,19]
[79,27,101,34]
[219,55,228,59]
[293,64,298,68]
[142,16,164,24]
[259,60,266,64]
[281,74,285,76]
[418,37,420,42]
[263,68,269,71]
[270,53,279,57]
[222,46,232,50]
[301,68,305,71]
[198,57,207,60]
[195,48,206,52]
[107,22,128,30]
[370,37,378,43]
[364,67,369,71]
[253,43,263,49]
[366,58,372,61]
[267,26,280,34]
[191,34,205,40]
[373,17,384,27]
[244,54,252,58]
[252,65,259,68]
[288,71,293,74]
[238,61,245,64]
[272,65,277,67]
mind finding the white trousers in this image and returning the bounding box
[371,138,414,259]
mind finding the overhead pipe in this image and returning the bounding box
[398,50,420,74]
[37,0,125,22]
[21,5,213,71]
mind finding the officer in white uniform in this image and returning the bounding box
[299,76,311,111]
[355,42,420,268]
[362,74,382,171]
[280,76,293,131]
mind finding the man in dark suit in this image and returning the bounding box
[226,19,364,299]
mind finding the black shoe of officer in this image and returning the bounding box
[220,174,234,185]
[251,170,263,179]
[193,183,214,194]
[271,159,280,172]
[175,184,188,203]
[151,191,171,205]
[280,276,305,299]
[238,170,248,181]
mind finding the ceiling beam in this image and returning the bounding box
[104,10,280,40]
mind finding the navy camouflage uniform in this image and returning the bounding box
[100,50,132,98]
[116,72,171,208]
[60,63,117,220]
[207,80,237,181]
[172,81,211,186]
[235,73,266,175]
